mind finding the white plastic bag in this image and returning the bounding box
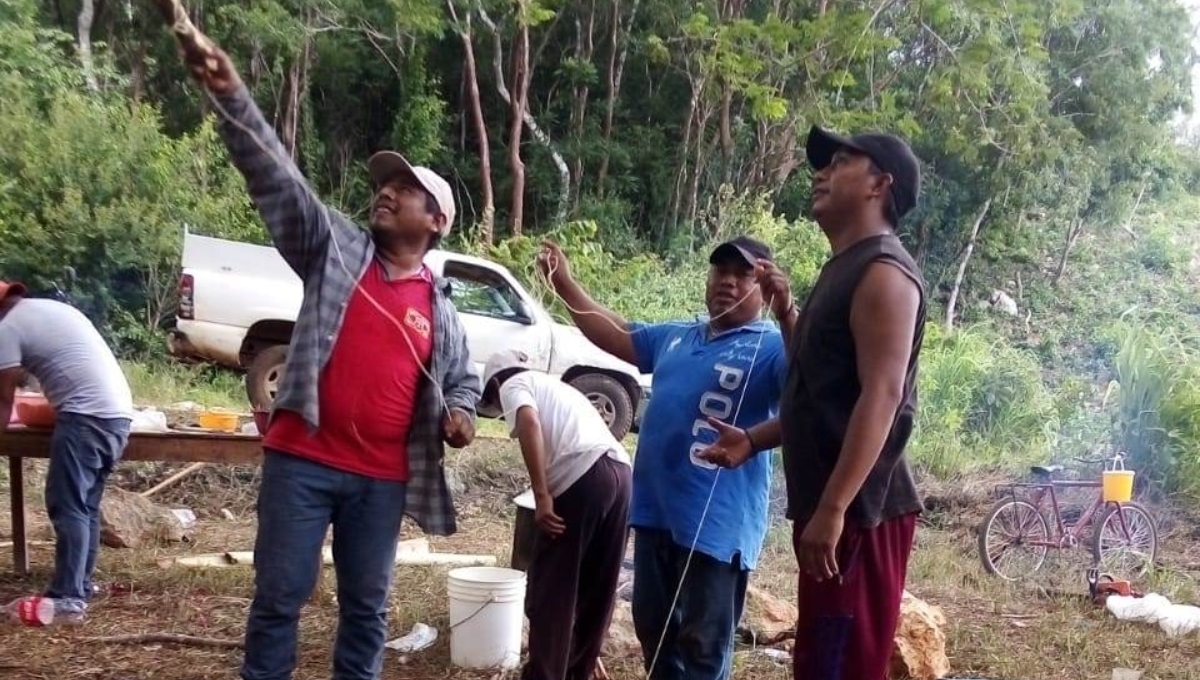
[1105,593,1171,623]
[1107,593,1200,638]
[130,408,169,433]
[1157,603,1200,638]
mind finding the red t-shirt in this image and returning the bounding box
[263,260,435,482]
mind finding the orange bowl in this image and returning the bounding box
[16,399,56,428]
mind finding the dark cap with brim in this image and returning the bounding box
[709,235,773,267]
[806,125,922,221]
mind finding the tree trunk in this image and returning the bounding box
[130,43,147,102]
[507,4,531,237]
[77,0,99,92]
[278,36,311,162]
[479,6,570,230]
[1121,178,1148,239]
[669,77,702,232]
[448,2,495,244]
[945,198,993,333]
[1052,217,1084,287]
[597,0,638,195]
[569,0,597,211]
[719,82,734,160]
[686,107,716,227]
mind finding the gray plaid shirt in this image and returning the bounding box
[214,84,481,536]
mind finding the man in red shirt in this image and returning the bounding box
[180,38,482,680]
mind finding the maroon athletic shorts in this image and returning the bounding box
[791,512,918,680]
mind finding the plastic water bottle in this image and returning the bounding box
[3,596,87,626]
[3,596,56,626]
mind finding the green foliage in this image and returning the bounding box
[390,44,449,167]
[1112,324,1200,500]
[4,0,1200,500]
[121,359,247,410]
[0,17,260,355]
[911,323,1059,477]
[471,220,701,324]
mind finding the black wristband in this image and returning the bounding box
[744,428,758,452]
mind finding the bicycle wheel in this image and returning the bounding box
[978,498,1050,580]
[1092,502,1158,579]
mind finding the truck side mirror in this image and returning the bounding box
[513,299,535,325]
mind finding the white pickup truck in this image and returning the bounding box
[167,231,650,439]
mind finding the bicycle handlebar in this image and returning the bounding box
[1072,453,1125,466]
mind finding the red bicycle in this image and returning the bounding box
[977,455,1159,581]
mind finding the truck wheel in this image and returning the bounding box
[569,373,634,440]
[246,344,288,409]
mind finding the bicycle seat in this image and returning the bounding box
[1030,465,1064,477]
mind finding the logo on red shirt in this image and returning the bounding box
[404,307,431,339]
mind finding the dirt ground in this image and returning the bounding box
[2,438,1199,680]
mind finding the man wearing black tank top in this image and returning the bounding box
[698,126,926,680]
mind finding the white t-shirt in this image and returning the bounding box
[0,298,133,419]
[499,370,631,498]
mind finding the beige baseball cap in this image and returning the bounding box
[479,349,535,409]
[367,151,456,237]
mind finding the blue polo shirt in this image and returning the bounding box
[629,318,786,570]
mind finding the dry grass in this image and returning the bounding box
[2,442,1199,679]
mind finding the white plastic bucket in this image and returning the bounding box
[447,566,526,669]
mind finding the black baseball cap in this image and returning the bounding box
[805,125,922,221]
[709,235,773,267]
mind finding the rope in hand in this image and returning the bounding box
[157,9,777,677]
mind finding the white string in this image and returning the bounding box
[194,72,773,679]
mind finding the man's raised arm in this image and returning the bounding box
[537,241,637,366]
[178,34,328,279]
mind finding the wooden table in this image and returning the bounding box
[2,425,263,575]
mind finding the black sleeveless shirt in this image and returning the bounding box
[780,233,926,528]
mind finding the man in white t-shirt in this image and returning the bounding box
[0,281,133,608]
[481,349,632,680]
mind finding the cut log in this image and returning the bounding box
[141,462,208,498]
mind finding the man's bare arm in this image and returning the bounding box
[540,242,637,365]
[552,276,637,366]
[746,418,782,451]
[0,367,25,433]
[514,406,551,499]
[180,35,328,279]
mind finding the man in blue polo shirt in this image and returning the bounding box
[538,236,788,680]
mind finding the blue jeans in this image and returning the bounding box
[44,412,130,601]
[241,451,408,680]
[631,528,749,680]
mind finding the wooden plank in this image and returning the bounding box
[10,456,28,576]
[0,426,263,464]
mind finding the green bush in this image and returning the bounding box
[0,15,261,357]
[910,323,1059,477]
[460,193,831,327]
[1112,323,1200,500]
